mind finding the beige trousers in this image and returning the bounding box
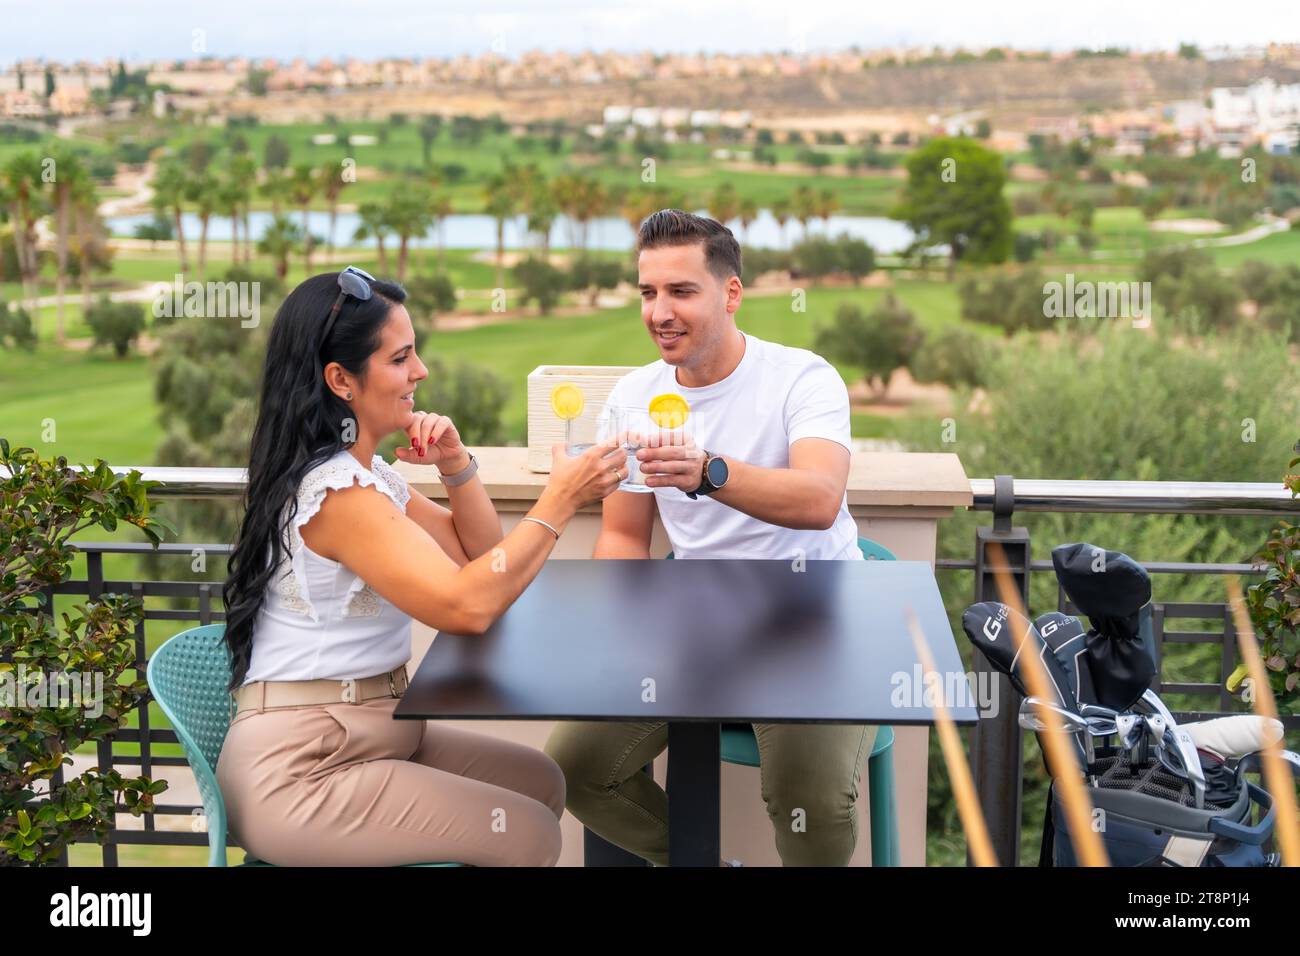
[215,695,565,866]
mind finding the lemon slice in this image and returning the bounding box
[648,393,690,429]
[550,383,585,420]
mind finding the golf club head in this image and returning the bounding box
[1018,697,1102,769]
[1018,697,1088,734]
[1165,727,1207,809]
[1079,701,1120,720]
[1013,697,1086,775]
[1180,733,1206,806]
[1116,713,1142,750]
[1144,714,1167,744]
[1139,713,1166,766]
[1137,689,1176,726]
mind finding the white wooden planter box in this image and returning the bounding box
[526,365,638,472]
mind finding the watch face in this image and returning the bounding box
[706,455,728,488]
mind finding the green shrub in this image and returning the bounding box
[0,303,36,350]
[512,256,566,315]
[85,296,145,358]
[912,327,991,388]
[813,295,923,398]
[0,440,173,864]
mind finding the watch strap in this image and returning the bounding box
[440,452,479,487]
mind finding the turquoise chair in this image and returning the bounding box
[667,537,902,866]
[146,623,460,867]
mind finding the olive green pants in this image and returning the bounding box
[545,721,876,866]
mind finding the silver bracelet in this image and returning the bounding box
[520,516,560,540]
[439,452,478,487]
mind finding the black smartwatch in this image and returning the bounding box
[686,451,729,500]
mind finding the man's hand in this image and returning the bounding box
[637,437,706,492]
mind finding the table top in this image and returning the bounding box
[395,559,979,726]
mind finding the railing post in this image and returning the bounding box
[970,474,1029,866]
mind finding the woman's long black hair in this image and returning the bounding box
[223,271,407,690]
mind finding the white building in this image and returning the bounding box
[1211,78,1300,136]
[630,106,660,127]
[603,105,631,125]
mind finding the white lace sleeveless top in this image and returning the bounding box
[241,450,414,687]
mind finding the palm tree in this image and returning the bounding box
[737,196,758,245]
[428,189,453,271]
[771,195,792,248]
[71,173,101,308]
[228,154,257,265]
[482,173,517,291]
[218,174,244,264]
[318,159,350,263]
[259,166,292,219]
[817,188,840,234]
[793,185,816,241]
[551,173,580,249]
[190,172,220,280]
[709,183,740,229]
[152,159,190,274]
[257,214,303,280]
[619,186,655,237]
[384,186,433,282]
[3,152,46,316]
[563,174,607,253]
[353,202,391,275]
[509,165,557,261]
[289,163,318,272]
[0,178,11,287]
[50,148,88,345]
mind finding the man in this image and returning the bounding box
[544,209,874,866]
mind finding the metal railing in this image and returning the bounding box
[24,468,1300,866]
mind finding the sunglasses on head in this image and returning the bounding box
[319,266,375,348]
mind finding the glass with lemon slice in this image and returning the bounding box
[612,393,694,493]
[551,382,616,459]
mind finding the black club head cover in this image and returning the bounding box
[1033,611,1097,706]
[1052,542,1156,711]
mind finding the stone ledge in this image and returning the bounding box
[393,447,972,513]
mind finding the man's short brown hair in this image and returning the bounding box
[635,208,742,281]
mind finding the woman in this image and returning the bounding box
[216,268,627,866]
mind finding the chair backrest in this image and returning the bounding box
[666,537,897,561]
[145,624,234,829]
[857,537,897,561]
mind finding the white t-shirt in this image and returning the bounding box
[604,331,862,561]
[242,450,414,686]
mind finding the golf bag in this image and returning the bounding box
[1044,750,1290,867]
[961,542,1297,867]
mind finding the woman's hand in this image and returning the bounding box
[394,411,468,473]
[545,439,627,511]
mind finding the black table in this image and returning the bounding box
[395,559,977,866]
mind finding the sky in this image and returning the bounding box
[3,0,1298,64]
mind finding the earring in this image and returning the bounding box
[345,392,353,400]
